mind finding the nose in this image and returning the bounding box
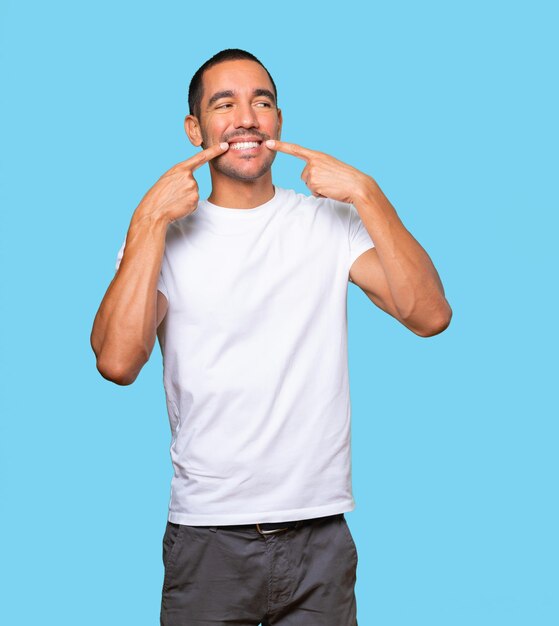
[233,101,259,129]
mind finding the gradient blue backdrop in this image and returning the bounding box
[1,1,557,624]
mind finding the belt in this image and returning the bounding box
[210,513,343,535]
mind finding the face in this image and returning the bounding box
[185,59,283,182]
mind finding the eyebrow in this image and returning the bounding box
[207,88,276,108]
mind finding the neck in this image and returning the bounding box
[207,170,275,209]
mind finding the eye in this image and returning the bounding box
[255,101,273,108]
[216,103,233,110]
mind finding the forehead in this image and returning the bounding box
[201,59,274,102]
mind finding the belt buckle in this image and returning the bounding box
[256,523,289,535]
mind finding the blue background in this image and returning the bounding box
[1,1,557,624]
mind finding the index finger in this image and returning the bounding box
[183,142,230,171]
[265,140,314,161]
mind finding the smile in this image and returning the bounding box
[230,141,261,151]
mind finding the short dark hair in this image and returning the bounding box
[188,49,278,119]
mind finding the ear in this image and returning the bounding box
[184,115,203,147]
[276,108,283,140]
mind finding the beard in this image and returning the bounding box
[210,150,277,181]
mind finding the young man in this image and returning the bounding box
[91,49,451,626]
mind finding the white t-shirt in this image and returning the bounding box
[116,186,374,525]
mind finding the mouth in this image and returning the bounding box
[228,140,263,152]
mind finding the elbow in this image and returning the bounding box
[413,301,453,338]
[96,361,139,386]
[94,347,148,386]
[95,357,139,386]
[90,323,152,385]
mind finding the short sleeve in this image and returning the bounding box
[115,238,126,271]
[348,203,375,267]
[114,237,169,300]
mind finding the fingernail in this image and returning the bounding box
[265,140,276,148]
[220,142,229,149]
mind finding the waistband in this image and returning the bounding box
[196,513,344,535]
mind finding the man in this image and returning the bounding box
[91,48,451,626]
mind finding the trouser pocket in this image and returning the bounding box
[340,515,358,566]
[162,522,184,590]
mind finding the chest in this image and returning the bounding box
[162,212,347,324]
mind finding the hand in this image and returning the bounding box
[135,142,230,223]
[265,139,373,204]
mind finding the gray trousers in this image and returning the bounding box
[160,513,358,625]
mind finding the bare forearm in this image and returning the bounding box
[91,210,168,384]
[354,177,452,334]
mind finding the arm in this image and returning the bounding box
[90,142,230,385]
[265,139,452,337]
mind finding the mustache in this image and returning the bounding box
[223,131,269,142]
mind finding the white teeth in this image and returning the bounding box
[231,141,260,150]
